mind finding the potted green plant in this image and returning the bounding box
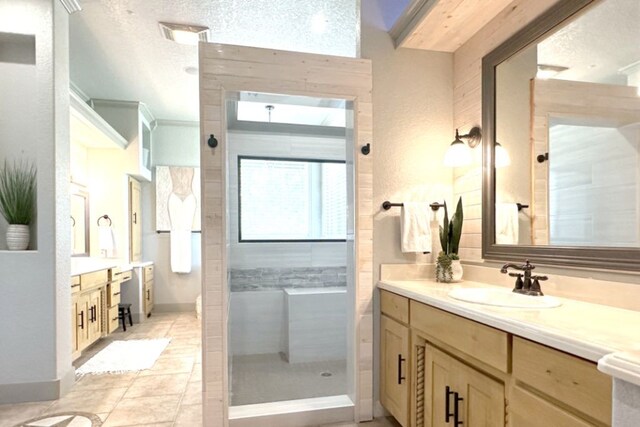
[436,197,463,282]
[0,159,36,250]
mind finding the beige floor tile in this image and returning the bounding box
[123,373,190,399]
[0,402,52,427]
[180,381,202,405]
[74,373,138,391]
[102,394,181,426]
[139,356,194,376]
[45,387,128,415]
[190,363,202,382]
[161,345,199,358]
[323,417,400,427]
[174,404,202,426]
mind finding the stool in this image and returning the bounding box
[118,303,133,331]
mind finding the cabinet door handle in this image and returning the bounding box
[397,354,406,384]
[147,289,150,300]
[133,212,137,224]
[454,392,463,426]
[79,311,84,330]
[445,386,455,423]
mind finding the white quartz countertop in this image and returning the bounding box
[378,279,640,377]
[70,257,133,276]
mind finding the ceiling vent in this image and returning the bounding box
[60,0,82,14]
[159,22,209,45]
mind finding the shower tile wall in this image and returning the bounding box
[229,266,347,356]
[229,267,347,291]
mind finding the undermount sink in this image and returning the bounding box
[448,287,562,309]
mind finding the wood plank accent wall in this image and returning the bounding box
[530,78,640,245]
[198,43,373,426]
[452,0,561,261]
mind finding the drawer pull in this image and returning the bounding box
[113,292,121,296]
[71,284,80,288]
[112,317,118,322]
[79,311,84,329]
[397,354,406,384]
[445,386,455,422]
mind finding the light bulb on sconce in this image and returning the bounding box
[443,126,482,167]
[495,142,511,168]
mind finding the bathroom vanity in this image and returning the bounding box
[378,278,640,427]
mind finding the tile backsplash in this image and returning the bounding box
[229,266,347,292]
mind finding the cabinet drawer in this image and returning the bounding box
[80,269,108,290]
[108,267,121,281]
[512,337,611,425]
[71,276,81,294]
[381,290,409,324]
[510,385,594,427]
[410,301,509,372]
[107,306,120,334]
[144,265,154,281]
[107,281,121,307]
[120,270,133,282]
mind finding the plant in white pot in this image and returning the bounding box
[0,160,36,250]
[436,197,463,282]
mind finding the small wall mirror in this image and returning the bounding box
[70,183,89,256]
[482,0,640,270]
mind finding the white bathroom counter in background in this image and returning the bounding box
[378,279,640,364]
[130,260,153,268]
[70,257,131,276]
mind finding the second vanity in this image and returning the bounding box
[70,258,155,360]
[378,276,640,427]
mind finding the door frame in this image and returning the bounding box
[198,43,373,427]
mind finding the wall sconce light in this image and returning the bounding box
[495,142,511,168]
[444,126,482,167]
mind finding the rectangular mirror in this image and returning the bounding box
[482,0,640,270]
[70,183,89,256]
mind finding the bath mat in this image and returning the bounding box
[76,338,170,375]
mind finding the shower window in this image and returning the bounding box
[238,156,347,242]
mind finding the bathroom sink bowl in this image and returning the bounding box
[448,287,562,309]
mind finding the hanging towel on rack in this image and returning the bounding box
[496,203,519,244]
[168,193,196,274]
[98,225,115,257]
[400,202,432,253]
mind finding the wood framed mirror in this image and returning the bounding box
[70,183,90,257]
[482,0,640,271]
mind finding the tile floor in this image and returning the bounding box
[0,312,398,427]
[0,312,202,427]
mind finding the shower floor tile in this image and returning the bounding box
[230,353,346,406]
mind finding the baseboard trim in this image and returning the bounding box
[153,303,196,313]
[0,376,67,404]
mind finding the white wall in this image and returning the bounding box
[0,0,73,402]
[142,120,201,309]
[227,129,348,269]
[361,0,455,415]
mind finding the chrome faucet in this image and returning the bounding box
[500,260,547,296]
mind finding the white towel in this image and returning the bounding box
[98,225,115,257]
[400,202,432,253]
[170,230,192,273]
[496,203,519,244]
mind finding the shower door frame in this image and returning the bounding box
[198,43,373,427]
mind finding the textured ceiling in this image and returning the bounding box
[538,0,640,85]
[69,0,358,122]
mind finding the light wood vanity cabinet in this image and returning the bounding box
[379,289,612,427]
[143,264,154,317]
[71,267,134,359]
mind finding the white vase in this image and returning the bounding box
[451,260,463,282]
[6,224,30,250]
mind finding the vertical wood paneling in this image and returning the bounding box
[452,0,561,261]
[199,43,372,426]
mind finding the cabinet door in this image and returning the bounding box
[144,279,154,317]
[71,296,78,353]
[76,295,90,351]
[129,177,142,262]
[425,345,504,427]
[510,386,593,427]
[88,289,102,342]
[424,344,460,427]
[381,315,410,427]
